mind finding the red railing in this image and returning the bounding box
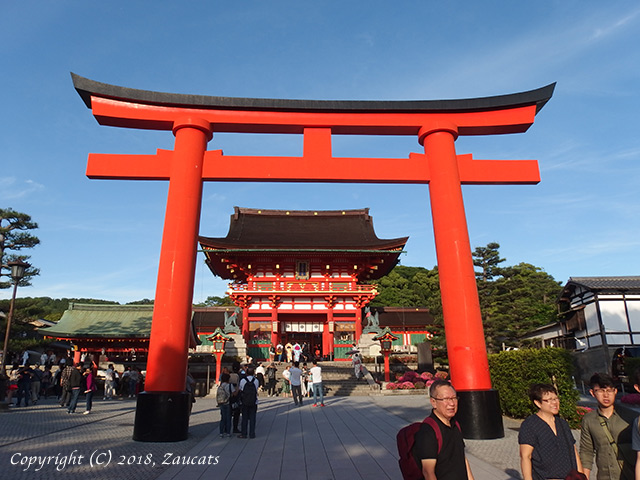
[230,281,377,294]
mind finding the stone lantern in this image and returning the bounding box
[372,327,399,383]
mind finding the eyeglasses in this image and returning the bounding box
[541,397,560,403]
[592,388,616,395]
[432,396,459,403]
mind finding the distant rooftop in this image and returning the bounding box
[566,276,640,291]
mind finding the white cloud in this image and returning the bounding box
[0,177,45,201]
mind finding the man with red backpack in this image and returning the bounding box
[399,379,474,480]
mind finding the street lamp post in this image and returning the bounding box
[1,259,30,406]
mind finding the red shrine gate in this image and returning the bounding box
[72,73,554,441]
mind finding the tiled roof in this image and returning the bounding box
[199,207,408,250]
[40,303,200,347]
[567,276,640,291]
[40,303,153,338]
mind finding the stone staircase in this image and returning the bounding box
[303,361,382,397]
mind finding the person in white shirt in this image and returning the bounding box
[255,362,266,391]
[310,360,324,407]
[281,366,291,398]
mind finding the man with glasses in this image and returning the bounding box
[580,373,633,479]
[412,379,474,480]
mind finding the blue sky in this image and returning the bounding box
[1,2,640,304]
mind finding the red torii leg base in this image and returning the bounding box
[133,392,191,442]
[456,391,503,439]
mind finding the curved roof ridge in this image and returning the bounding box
[72,73,555,115]
[233,206,370,217]
[200,206,406,250]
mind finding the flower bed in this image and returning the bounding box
[385,370,449,390]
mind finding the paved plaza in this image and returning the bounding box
[0,392,599,480]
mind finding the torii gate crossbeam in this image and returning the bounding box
[72,73,554,441]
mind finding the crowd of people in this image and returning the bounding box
[215,359,326,439]
[269,341,323,364]
[4,351,146,414]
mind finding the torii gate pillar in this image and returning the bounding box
[72,73,554,441]
[420,124,500,436]
[133,118,211,442]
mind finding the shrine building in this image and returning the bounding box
[199,207,410,360]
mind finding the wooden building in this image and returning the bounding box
[557,276,640,379]
[199,207,424,360]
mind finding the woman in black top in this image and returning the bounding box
[518,383,583,480]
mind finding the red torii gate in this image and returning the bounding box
[72,74,554,441]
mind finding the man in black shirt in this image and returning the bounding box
[412,380,474,480]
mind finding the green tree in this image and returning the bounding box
[373,244,562,355]
[126,298,154,305]
[473,242,505,347]
[195,295,235,307]
[471,243,561,351]
[0,208,40,288]
[487,262,561,350]
[473,242,505,282]
[369,265,446,353]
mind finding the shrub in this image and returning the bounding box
[414,381,426,389]
[434,371,449,380]
[399,381,415,390]
[488,348,581,428]
[386,382,399,390]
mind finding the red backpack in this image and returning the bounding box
[396,416,461,480]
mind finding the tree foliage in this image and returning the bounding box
[195,295,235,307]
[369,265,442,318]
[126,298,155,305]
[0,208,40,288]
[368,265,446,352]
[371,243,562,354]
[472,243,561,351]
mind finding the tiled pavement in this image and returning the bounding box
[0,392,587,480]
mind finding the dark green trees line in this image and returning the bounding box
[370,242,562,353]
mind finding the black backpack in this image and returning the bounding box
[241,378,258,406]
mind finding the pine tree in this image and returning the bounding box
[0,208,40,288]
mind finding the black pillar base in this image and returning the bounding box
[133,391,191,442]
[456,389,504,439]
